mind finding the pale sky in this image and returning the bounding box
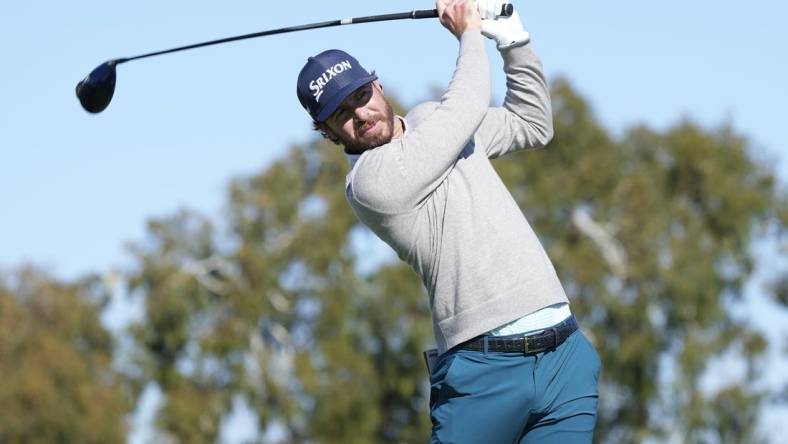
[1,1,786,441]
[2,0,786,278]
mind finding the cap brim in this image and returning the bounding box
[315,74,378,122]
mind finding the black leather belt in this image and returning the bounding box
[458,315,578,354]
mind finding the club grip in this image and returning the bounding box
[411,4,513,20]
[411,9,439,19]
[501,3,514,17]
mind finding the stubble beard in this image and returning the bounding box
[341,101,396,155]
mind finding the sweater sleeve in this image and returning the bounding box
[350,32,490,212]
[476,43,553,159]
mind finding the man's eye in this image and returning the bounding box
[353,89,370,103]
[334,109,349,122]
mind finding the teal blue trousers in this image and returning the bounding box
[429,329,601,444]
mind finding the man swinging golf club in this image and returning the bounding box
[297,1,600,442]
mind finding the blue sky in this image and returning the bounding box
[1,1,786,278]
[1,0,787,441]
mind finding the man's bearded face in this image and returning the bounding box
[323,81,396,154]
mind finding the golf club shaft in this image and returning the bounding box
[116,9,439,64]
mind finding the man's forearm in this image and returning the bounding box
[501,43,553,142]
[475,42,553,159]
[348,32,491,212]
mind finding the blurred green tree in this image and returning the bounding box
[126,80,786,443]
[0,267,130,443]
[127,99,432,443]
[494,79,785,443]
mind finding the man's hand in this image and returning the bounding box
[437,0,482,39]
[481,8,530,49]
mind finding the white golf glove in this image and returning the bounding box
[477,0,510,19]
[478,2,530,49]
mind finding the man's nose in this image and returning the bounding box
[353,106,372,121]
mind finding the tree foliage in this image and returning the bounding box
[125,80,786,443]
[127,99,433,443]
[495,79,784,442]
[0,267,130,443]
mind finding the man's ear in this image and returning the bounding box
[314,120,341,145]
[317,121,334,136]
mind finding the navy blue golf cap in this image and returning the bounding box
[297,49,377,122]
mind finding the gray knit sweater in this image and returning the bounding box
[345,32,569,353]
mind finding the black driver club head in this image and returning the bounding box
[76,60,119,113]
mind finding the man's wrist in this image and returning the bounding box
[460,30,484,42]
[496,32,530,50]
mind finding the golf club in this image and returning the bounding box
[76,4,514,113]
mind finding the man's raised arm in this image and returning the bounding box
[350,0,491,211]
[476,7,554,159]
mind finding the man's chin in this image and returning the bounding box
[345,129,392,153]
[362,133,392,149]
